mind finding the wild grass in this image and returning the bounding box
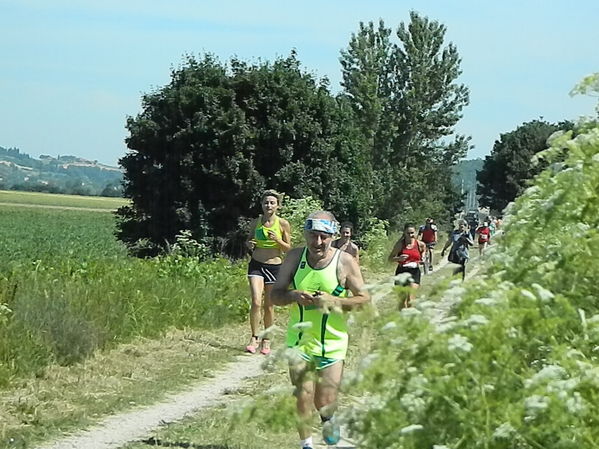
[0,204,250,385]
[0,325,249,449]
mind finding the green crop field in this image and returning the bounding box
[0,193,249,390]
[0,205,127,265]
[0,190,128,210]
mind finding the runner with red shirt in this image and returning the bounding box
[388,224,426,308]
[418,217,438,271]
[476,221,491,257]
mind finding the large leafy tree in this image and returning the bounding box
[117,53,369,256]
[477,119,573,213]
[340,13,470,225]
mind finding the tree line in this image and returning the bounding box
[117,12,471,257]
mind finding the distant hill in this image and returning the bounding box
[0,146,123,196]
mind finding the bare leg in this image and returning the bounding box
[290,361,315,440]
[263,284,275,331]
[248,276,264,342]
[314,361,344,416]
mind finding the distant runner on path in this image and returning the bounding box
[272,211,369,449]
[245,190,291,355]
[389,223,426,308]
[418,217,438,271]
[331,221,360,263]
[475,221,491,257]
[441,219,474,281]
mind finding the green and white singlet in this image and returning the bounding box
[286,248,349,360]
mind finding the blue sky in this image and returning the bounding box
[1,1,598,166]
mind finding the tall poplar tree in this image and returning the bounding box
[340,12,470,224]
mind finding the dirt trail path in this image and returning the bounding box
[35,254,480,449]
[35,355,262,449]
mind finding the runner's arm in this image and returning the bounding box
[339,253,370,309]
[441,236,452,255]
[315,252,369,310]
[270,248,314,306]
[246,218,258,251]
[418,240,426,257]
[388,239,403,263]
[273,218,292,253]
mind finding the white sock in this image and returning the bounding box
[300,436,313,448]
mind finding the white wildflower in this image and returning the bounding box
[587,314,599,325]
[531,283,555,302]
[406,374,428,392]
[359,353,380,369]
[442,286,466,302]
[400,424,423,434]
[483,384,495,392]
[474,297,499,306]
[364,393,387,411]
[525,365,566,388]
[394,272,413,285]
[566,392,585,414]
[447,334,473,353]
[381,321,397,331]
[523,185,541,196]
[436,321,459,333]
[506,327,519,338]
[566,348,585,359]
[464,314,489,328]
[292,321,313,331]
[524,395,550,416]
[415,300,436,311]
[521,289,537,301]
[400,393,426,414]
[493,422,516,439]
[401,307,422,317]
[546,378,578,395]
[433,445,451,449]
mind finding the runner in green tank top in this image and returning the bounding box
[272,211,369,449]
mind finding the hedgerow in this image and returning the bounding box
[344,76,599,448]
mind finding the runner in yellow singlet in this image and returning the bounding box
[272,211,369,449]
[245,190,291,354]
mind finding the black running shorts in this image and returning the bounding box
[394,265,422,286]
[247,258,281,284]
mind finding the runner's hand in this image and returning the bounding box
[294,290,316,307]
[267,230,279,242]
[394,254,409,263]
[246,239,257,251]
[312,291,341,313]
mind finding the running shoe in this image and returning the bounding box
[322,417,341,445]
[245,337,258,354]
[259,339,271,355]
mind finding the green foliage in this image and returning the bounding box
[345,92,599,448]
[118,53,371,257]
[357,217,389,271]
[340,13,470,227]
[278,195,323,247]
[0,207,249,381]
[477,119,574,213]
